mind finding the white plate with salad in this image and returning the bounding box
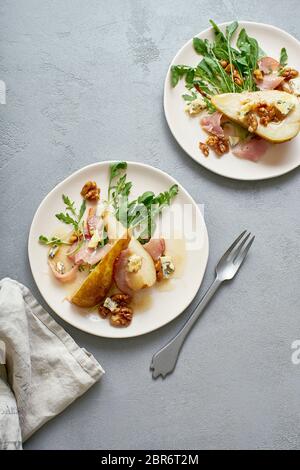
[164,21,300,180]
[28,161,208,338]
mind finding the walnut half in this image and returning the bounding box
[98,293,133,327]
[81,181,100,201]
[199,142,209,157]
[110,293,131,306]
[110,307,133,327]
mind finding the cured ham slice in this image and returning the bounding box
[200,112,223,136]
[48,260,78,283]
[232,137,269,162]
[143,238,165,261]
[74,242,111,266]
[114,250,133,295]
[255,57,284,90]
[255,74,285,90]
[86,207,104,238]
[258,57,280,74]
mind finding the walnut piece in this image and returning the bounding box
[281,67,299,81]
[69,233,78,244]
[98,293,133,327]
[98,305,111,319]
[110,306,133,327]
[221,62,243,86]
[199,142,209,157]
[110,293,131,306]
[81,181,100,201]
[246,111,258,133]
[155,259,164,282]
[252,102,284,127]
[234,76,243,86]
[206,135,229,156]
[253,69,264,81]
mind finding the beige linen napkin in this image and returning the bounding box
[0,278,104,449]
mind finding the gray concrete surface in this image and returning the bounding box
[0,0,300,450]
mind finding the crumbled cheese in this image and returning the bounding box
[275,100,295,115]
[185,97,207,115]
[289,77,300,97]
[88,230,101,248]
[239,98,295,119]
[103,297,118,312]
[48,244,59,259]
[126,254,142,273]
[160,256,175,279]
[56,261,65,274]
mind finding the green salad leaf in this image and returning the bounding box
[55,195,86,233]
[39,235,70,246]
[108,162,179,242]
[171,19,282,107]
[280,47,288,67]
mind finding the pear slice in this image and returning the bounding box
[211,91,300,143]
[126,238,156,291]
[103,210,128,242]
[71,233,130,308]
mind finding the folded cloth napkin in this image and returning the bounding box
[0,278,104,450]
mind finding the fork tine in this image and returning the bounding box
[232,232,251,262]
[234,235,255,267]
[218,230,247,264]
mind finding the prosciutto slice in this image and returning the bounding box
[258,57,280,74]
[48,260,78,283]
[232,137,270,162]
[86,207,104,238]
[114,249,133,295]
[200,112,224,136]
[255,57,284,90]
[73,242,111,266]
[255,73,285,90]
[143,238,165,261]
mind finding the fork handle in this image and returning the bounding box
[178,277,222,340]
[156,278,222,365]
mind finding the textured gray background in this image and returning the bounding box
[0,0,300,450]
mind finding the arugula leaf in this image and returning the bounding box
[203,97,217,114]
[55,212,78,227]
[193,37,209,55]
[108,161,128,199]
[41,193,87,247]
[39,235,69,246]
[78,199,86,223]
[173,20,266,96]
[280,47,288,67]
[153,184,179,206]
[182,91,198,101]
[107,162,179,242]
[209,19,227,44]
[55,194,87,232]
[171,65,195,87]
[226,21,238,41]
[62,194,77,217]
[109,161,127,181]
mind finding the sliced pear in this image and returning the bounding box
[211,91,300,143]
[71,233,130,308]
[126,238,156,291]
[103,211,128,242]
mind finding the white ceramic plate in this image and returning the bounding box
[164,21,300,180]
[28,161,209,338]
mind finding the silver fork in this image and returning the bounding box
[150,230,255,379]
